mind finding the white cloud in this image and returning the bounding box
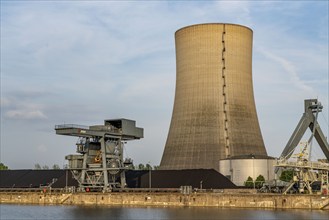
[214,1,252,25]
[5,109,47,120]
[0,97,11,107]
[1,92,49,120]
[257,47,313,93]
[1,1,328,169]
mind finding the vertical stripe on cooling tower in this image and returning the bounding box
[221,24,230,158]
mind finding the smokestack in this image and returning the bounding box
[160,23,267,171]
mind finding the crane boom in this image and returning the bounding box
[275,99,329,173]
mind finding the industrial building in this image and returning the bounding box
[219,155,276,186]
[52,118,237,191]
[2,23,327,192]
[55,119,143,191]
[160,23,274,185]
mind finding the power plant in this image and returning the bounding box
[1,23,329,198]
[160,23,269,173]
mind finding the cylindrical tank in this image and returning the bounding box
[219,155,275,186]
[160,23,267,171]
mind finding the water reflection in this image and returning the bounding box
[1,204,328,220]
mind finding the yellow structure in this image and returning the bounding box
[160,23,268,171]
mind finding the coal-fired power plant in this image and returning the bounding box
[1,22,328,196]
[160,23,268,171]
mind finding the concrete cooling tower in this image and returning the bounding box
[160,23,268,171]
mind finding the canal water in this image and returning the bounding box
[1,204,328,220]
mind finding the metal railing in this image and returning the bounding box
[0,187,75,193]
[275,160,329,170]
[55,124,89,130]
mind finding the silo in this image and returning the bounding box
[160,23,268,171]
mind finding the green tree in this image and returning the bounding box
[244,176,254,188]
[42,165,49,170]
[126,163,135,170]
[137,163,145,170]
[52,164,61,170]
[0,162,9,170]
[255,175,265,188]
[145,163,152,170]
[135,163,158,170]
[153,165,160,170]
[280,169,294,182]
[34,163,41,170]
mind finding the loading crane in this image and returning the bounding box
[55,119,143,192]
[275,99,329,194]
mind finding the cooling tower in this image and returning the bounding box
[160,23,267,171]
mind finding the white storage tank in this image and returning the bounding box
[219,155,276,186]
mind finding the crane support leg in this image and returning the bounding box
[314,126,329,160]
[275,99,329,174]
[279,113,311,160]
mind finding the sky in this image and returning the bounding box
[1,1,328,169]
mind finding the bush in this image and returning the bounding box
[255,175,265,188]
[280,169,293,182]
[0,162,9,170]
[244,176,254,188]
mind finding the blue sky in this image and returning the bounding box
[1,1,328,169]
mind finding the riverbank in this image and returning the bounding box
[1,191,329,210]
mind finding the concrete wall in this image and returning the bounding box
[1,192,328,210]
[219,158,276,186]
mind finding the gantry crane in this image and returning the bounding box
[275,99,329,194]
[55,119,143,192]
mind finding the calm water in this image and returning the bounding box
[0,204,328,220]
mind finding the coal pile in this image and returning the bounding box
[126,169,236,189]
[1,169,235,189]
[0,170,77,188]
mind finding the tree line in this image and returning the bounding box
[33,163,160,170]
[0,162,160,170]
[34,163,61,170]
[130,163,160,170]
[0,162,9,170]
[244,169,294,188]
